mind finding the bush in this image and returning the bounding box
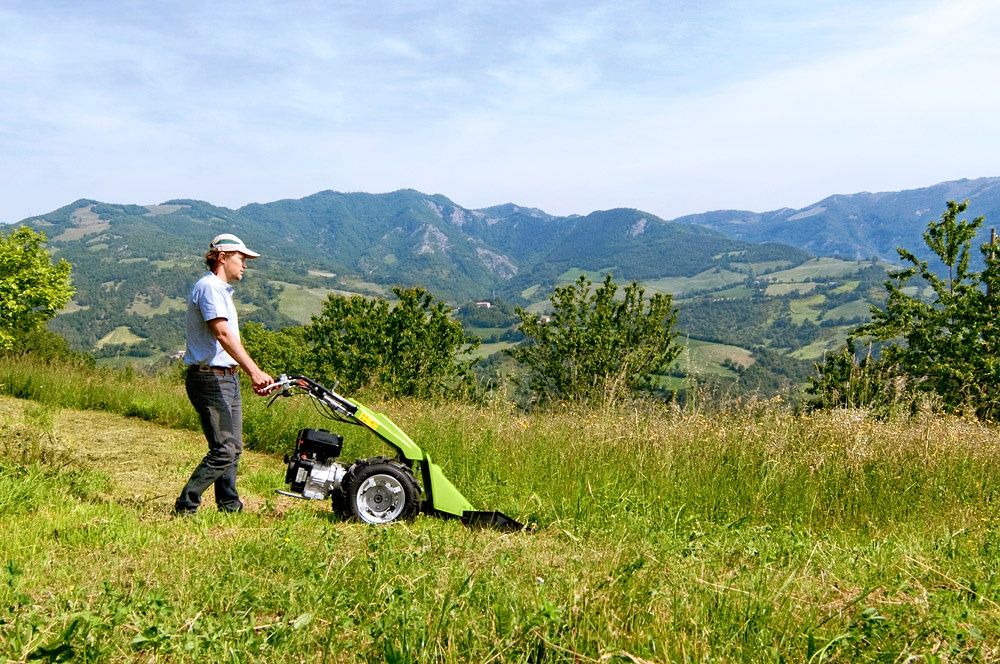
[305,286,479,398]
[511,274,680,404]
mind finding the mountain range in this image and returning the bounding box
[8,176,998,390]
[674,177,1000,261]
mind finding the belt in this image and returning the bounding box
[188,365,239,376]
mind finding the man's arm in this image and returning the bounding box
[207,318,273,394]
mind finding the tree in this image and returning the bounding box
[0,227,74,350]
[241,322,311,377]
[512,274,680,403]
[811,200,1000,418]
[305,286,478,398]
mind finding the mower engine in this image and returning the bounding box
[279,428,346,500]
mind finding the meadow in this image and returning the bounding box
[1,356,998,662]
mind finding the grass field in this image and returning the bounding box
[703,284,756,299]
[126,295,186,317]
[466,341,517,360]
[336,277,388,297]
[733,260,794,273]
[765,282,818,297]
[94,326,146,348]
[822,299,872,323]
[556,268,615,284]
[672,338,754,377]
[789,295,827,324]
[790,327,856,361]
[2,358,999,661]
[270,281,337,324]
[831,280,861,294]
[763,258,866,283]
[644,269,746,297]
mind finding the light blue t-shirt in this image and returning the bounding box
[183,272,240,368]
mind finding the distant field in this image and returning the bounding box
[789,294,826,324]
[127,295,186,317]
[732,259,794,273]
[831,280,861,294]
[525,299,552,315]
[644,268,746,296]
[337,276,388,297]
[467,341,516,360]
[270,281,379,323]
[672,338,754,377]
[822,299,871,322]
[902,285,936,299]
[60,300,89,314]
[765,282,817,296]
[270,281,337,324]
[95,326,145,348]
[556,267,614,284]
[790,327,853,360]
[54,205,109,241]
[467,327,510,339]
[763,258,864,283]
[699,285,755,299]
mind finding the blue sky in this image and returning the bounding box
[3,0,999,223]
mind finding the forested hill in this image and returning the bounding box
[18,189,794,304]
[8,179,991,394]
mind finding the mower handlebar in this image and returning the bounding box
[263,373,293,394]
[262,374,359,418]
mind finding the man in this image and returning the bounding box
[174,233,273,515]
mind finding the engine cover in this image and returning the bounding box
[291,460,346,499]
[282,428,347,500]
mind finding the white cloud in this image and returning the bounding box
[1,0,999,222]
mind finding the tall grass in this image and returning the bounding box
[0,356,324,452]
[1,356,999,661]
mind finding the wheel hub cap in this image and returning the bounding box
[356,473,405,523]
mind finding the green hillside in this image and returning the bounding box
[8,189,902,394]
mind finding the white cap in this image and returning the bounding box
[210,233,260,258]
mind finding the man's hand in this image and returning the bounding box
[251,369,274,396]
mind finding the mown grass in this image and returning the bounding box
[1,356,999,661]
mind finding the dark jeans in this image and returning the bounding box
[175,370,244,512]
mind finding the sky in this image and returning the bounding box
[3,0,1000,223]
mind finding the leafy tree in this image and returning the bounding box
[806,340,913,416]
[512,274,680,403]
[0,227,74,350]
[811,201,1000,418]
[305,286,478,398]
[241,322,312,377]
[455,300,519,328]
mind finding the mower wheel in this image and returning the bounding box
[340,458,420,525]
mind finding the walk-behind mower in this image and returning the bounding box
[264,374,522,531]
